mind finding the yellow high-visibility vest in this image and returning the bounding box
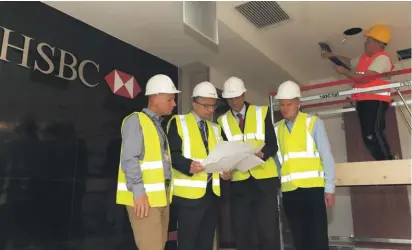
[275,112,324,192]
[167,113,221,199]
[116,112,170,207]
[217,105,278,181]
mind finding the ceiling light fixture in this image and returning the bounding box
[341,27,363,44]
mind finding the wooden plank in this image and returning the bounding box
[336,159,411,186]
[343,108,411,248]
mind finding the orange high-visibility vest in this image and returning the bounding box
[351,51,394,103]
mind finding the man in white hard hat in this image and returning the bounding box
[274,80,336,250]
[166,81,231,250]
[217,77,281,250]
[117,74,180,250]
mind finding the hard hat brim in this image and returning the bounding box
[222,89,246,99]
[145,89,181,96]
[274,94,301,100]
[365,34,389,44]
[191,95,220,99]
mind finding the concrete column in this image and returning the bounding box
[178,62,210,114]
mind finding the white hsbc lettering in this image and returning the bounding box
[0,26,100,87]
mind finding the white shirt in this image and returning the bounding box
[350,54,392,73]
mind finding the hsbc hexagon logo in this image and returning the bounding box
[105,70,141,99]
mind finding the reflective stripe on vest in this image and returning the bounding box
[179,114,221,158]
[275,116,320,165]
[220,106,265,142]
[275,114,323,185]
[117,160,165,192]
[218,105,278,181]
[118,182,165,192]
[173,179,219,188]
[116,112,168,207]
[281,170,324,183]
[169,113,221,199]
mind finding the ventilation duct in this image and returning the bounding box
[183,1,219,52]
[235,1,290,29]
[397,48,411,60]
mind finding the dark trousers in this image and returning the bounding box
[282,188,329,250]
[356,100,392,160]
[230,178,281,250]
[175,186,219,250]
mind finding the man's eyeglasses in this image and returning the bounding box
[195,101,217,109]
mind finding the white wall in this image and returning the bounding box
[178,63,209,114]
[178,64,270,114]
[322,115,354,237]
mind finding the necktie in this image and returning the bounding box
[237,113,244,132]
[199,120,208,152]
[199,121,212,183]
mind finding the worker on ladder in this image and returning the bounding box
[274,80,336,250]
[321,24,394,161]
[217,77,281,250]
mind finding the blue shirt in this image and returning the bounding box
[275,113,336,193]
[191,111,203,124]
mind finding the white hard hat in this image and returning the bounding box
[222,77,247,98]
[145,74,181,96]
[274,80,301,99]
[192,81,219,99]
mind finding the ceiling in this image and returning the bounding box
[44,1,411,98]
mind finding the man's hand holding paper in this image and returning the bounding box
[254,151,264,159]
[219,171,232,180]
[190,161,205,174]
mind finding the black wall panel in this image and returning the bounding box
[0,2,178,250]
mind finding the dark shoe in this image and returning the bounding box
[389,152,400,160]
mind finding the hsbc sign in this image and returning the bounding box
[0,25,141,99]
[105,70,141,99]
[0,25,100,87]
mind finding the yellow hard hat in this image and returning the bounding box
[365,24,391,44]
